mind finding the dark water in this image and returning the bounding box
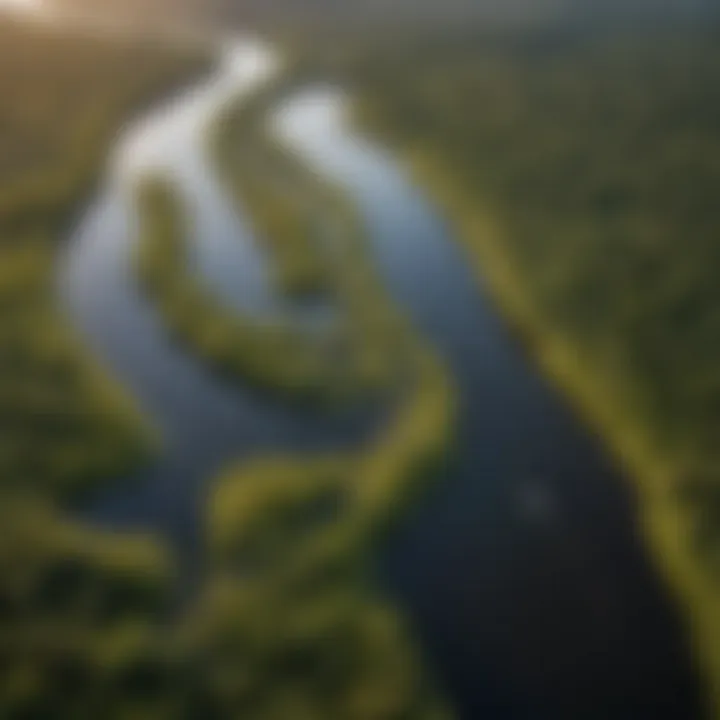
[60,41,703,720]
[276,90,705,720]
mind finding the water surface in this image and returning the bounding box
[276,87,704,720]
[60,41,703,720]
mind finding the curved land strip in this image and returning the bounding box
[186,254,456,719]
[135,174,404,405]
[185,356,455,717]
[136,176,362,406]
[299,27,720,714]
[211,77,426,400]
[136,83,421,405]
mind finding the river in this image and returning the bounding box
[59,37,703,720]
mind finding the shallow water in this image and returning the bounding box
[60,40,703,720]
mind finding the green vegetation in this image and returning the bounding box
[0,16,205,719]
[0,17,211,497]
[0,14,458,716]
[212,95,330,299]
[0,498,175,719]
[0,236,154,497]
[129,61,458,716]
[186,343,455,718]
[0,8,465,714]
[136,82,424,404]
[183,577,450,719]
[136,176,357,405]
[290,22,720,713]
[136,175,404,404]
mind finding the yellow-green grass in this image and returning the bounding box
[388,146,720,714]
[137,87,417,406]
[135,176,386,405]
[194,349,456,718]
[212,123,330,299]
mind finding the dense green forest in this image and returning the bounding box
[285,19,720,714]
[0,17,203,717]
[0,23,206,498]
[0,17,210,494]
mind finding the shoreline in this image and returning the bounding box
[368,139,716,716]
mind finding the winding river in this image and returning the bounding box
[60,38,703,720]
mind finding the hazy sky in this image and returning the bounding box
[0,0,42,11]
[0,0,43,10]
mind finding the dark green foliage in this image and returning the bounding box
[0,498,174,720]
[212,101,332,299]
[0,18,211,497]
[136,176,394,405]
[136,84,419,405]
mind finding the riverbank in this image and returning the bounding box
[47,23,709,717]
[337,35,720,713]
[134,64,459,576]
[108,42,460,715]
[135,176,363,406]
[386,144,718,714]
